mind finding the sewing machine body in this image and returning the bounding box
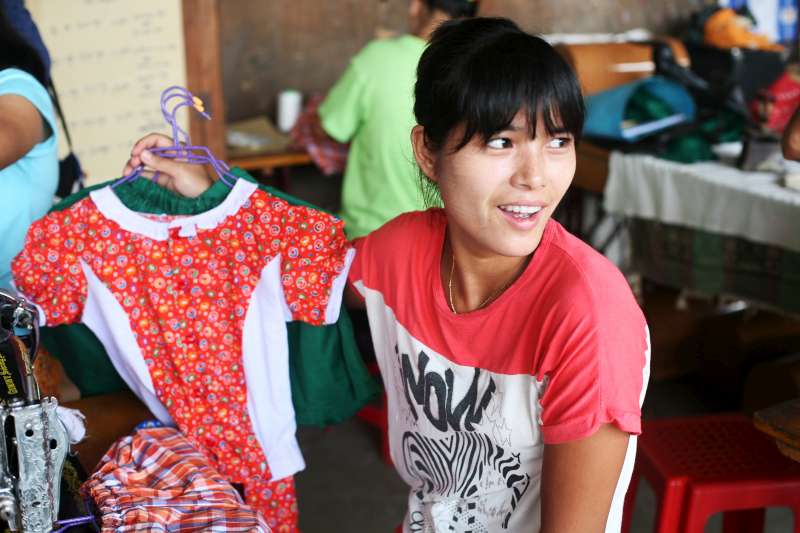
[0,290,69,533]
[0,400,68,532]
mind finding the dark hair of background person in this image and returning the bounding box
[0,5,48,86]
[424,0,479,18]
[413,17,585,205]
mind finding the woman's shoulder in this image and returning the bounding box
[546,222,625,280]
[366,208,444,246]
[0,67,55,132]
[541,222,641,314]
[354,210,442,269]
[378,208,444,232]
[350,209,442,293]
[0,67,47,97]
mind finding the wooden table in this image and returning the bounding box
[229,150,312,174]
[229,149,313,190]
[754,398,800,463]
[228,150,313,192]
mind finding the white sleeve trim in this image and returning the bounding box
[324,247,355,324]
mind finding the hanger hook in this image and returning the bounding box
[160,86,211,151]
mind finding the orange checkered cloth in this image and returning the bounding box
[82,427,271,532]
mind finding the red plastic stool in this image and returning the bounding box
[622,413,800,533]
[356,361,392,466]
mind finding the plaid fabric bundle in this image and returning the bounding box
[289,94,349,175]
[82,427,271,532]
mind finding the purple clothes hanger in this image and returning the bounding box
[113,86,238,189]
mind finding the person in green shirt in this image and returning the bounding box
[318,0,477,239]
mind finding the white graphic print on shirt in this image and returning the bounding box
[365,294,546,533]
[398,346,533,530]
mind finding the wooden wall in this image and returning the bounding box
[220,0,408,121]
[481,0,707,34]
[220,0,706,122]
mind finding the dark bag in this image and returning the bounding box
[47,81,85,197]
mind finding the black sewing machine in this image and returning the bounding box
[0,289,68,533]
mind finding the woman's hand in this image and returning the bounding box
[122,133,214,198]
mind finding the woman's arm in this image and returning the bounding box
[0,94,46,170]
[540,423,630,533]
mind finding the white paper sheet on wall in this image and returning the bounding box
[27,0,187,186]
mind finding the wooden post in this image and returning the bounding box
[182,0,226,159]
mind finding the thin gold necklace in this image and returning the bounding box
[447,253,519,314]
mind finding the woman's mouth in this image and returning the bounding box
[498,204,543,220]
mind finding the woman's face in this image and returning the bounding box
[424,111,576,259]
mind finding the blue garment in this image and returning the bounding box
[583,76,695,143]
[0,68,57,289]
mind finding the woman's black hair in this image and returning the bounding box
[414,18,584,204]
[0,5,48,86]
[423,0,478,19]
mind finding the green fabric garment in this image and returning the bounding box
[662,134,716,164]
[39,168,379,426]
[622,86,745,164]
[319,34,426,238]
[624,85,675,124]
[661,109,745,164]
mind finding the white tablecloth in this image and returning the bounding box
[603,152,800,253]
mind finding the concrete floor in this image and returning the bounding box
[272,167,796,532]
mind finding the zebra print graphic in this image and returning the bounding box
[402,431,531,530]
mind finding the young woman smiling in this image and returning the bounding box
[119,17,649,533]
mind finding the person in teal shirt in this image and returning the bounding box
[0,6,58,289]
[318,0,477,239]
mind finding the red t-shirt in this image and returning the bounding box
[349,209,649,533]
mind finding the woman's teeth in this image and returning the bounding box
[499,205,543,219]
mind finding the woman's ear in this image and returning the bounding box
[411,125,438,183]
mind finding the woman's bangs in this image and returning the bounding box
[453,36,584,149]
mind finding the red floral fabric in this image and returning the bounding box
[13,188,351,530]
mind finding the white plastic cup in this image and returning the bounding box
[277,89,303,132]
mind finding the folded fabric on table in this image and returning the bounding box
[289,94,349,175]
[81,427,271,532]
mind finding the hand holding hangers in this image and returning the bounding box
[122,132,213,198]
[116,86,238,191]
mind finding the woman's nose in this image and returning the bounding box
[511,147,545,190]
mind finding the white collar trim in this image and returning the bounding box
[90,179,258,240]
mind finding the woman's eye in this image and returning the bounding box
[487,137,511,149]
[548,137,572,149]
